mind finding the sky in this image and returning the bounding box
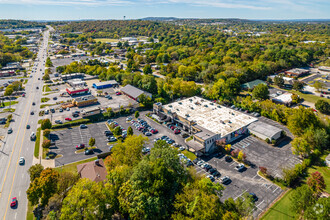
[0,0,329,20]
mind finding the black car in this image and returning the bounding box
[53,97,57,100]
[225,156,233,162]
[26,125,30,129]
[249,193,258,202]
[32,102,35,105]
[30,111,34,115]
[84,149,94,155]
[213,171,221,178]
[36,86,39,89]
[193,158,200,164]
[104,130,113,136]
[203,164,212,171]
[208,168,217,174]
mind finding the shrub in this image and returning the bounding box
[43,129,50,137]
[41,119,52,130]
[231,149,240,158]
[265,138,270,143]
[259,166,267,175]
[42,140,51,148]
[271,139,276,145]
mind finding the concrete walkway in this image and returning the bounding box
[32,128,55,168]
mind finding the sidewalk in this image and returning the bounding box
[32,128,55,168]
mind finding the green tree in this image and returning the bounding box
[43,129,50,137]
[303,128,329,151]
[113,126,122,136]
[290,185,316,216]
[43,72,50,81]
[45,57,53,67]
[291,137,311,158]
[4,87,13,96]
[315,100,330,114]
[28,164,44,182]
[27,168,59,206]
[307,171,326,194]
[134,111,139,118]
[303,197,330,220]
[235,193,256,218]
[89,137,95,147]
[127,126,133,136]
[274,76,284,87]
[143,64,152,74]
[293,80,304,91]
[172,178,224,220]
[41,119,52,130]
[313,81,325,92]
[252,84,269,100]
[287,107,319,136]
[60,179,111,220]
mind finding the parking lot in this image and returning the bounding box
[50,122,108,166]
[195,154,283,218]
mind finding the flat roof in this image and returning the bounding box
[93,80,118,86]
[248,121,282,138]
[271,92,292,103]
[162,96,257,137]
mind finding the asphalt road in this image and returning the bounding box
[0,27,51,220]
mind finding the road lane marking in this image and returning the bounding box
[14,213,17,219]
[234,189,247,200]
[273,186,280,193]
[2,32,48,220]
[19,191,21,196]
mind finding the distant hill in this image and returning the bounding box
[140,17,180,21]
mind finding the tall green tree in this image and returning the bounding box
[41,119,52,130]
[290,185,316,216]
[89,137,95,147]
[127,126,133,136]
[60,179,112,220]
[28,164,44,182]
[252,84,269,100]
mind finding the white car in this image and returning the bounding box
[179,146,185,151]
[19,157,25,165]
[206,175,215,182]
[235,163,245,171]
[197,161,204,166]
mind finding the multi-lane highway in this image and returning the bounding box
[0,27,50,220]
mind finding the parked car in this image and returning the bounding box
[65,118,72,121]
[45,109,49,114]
[197,161,204,166]
[193,158,200,164]
[150,129,158,134]
[212,170,221,178]
[108,136,117,142]
[174,128,181,134]
[206,175,215,182]
[59,108,63,112]
[249,193,258,202]
[220,176,231,184]
[142,147,151,154]
[145,132,152,136]
[181,133,189,138]
[76,144,85,149]
[235,163,246,172]
[80,124,87,129]
[19,157,25,165]
[84,149,94,155]
[115,92,122,95]
[104,130,113,136]
[179,146,185,151]
[55,120,62,124]
[225,156,233,162]
[66,107,70,111]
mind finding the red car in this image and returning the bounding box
[22,93,25,97]
[170,125,176,130]
[65,118,72,121]
[150,129,158,134]
[116,92,122,95]
[174,128,181,134]
[76,144,85,149]
[10,197,17,207]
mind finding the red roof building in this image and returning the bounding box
[66,87,89,96]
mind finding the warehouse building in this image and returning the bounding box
[271,92,294,106]
[61,73,85,81]
[92,80,119,89]
[285,68,309,77]
[247,121,282,141]
[73,95,98,107]
[153,96,257,155]
[121,84,152,101]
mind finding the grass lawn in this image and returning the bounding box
[0,108,15,113]
[41,97,50,103]
[182,150,197,161]
[43,85,52,92]
[54,157,98,174]
[34,127,41,158]
[24,79,28,84]
[40,103,55,109]
[260,189,296,220]
[3,101,18,106]
[26,201,34,220]
[292,90,330,104]
[95,38,118,43]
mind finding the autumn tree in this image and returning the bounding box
[28,164,44,182]
[307,171,326,194]
[89,137,95,147]
[127,126,133,136]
